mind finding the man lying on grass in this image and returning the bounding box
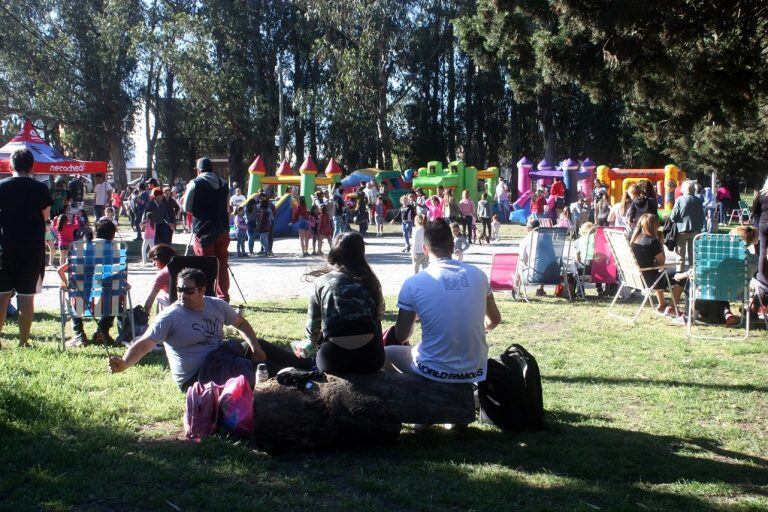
[108,267,267,390]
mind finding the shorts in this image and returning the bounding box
[0,243,45,295]
[296,218,309,231]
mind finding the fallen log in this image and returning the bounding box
[252,372,475,453]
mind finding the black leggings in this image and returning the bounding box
[258,338,384,376]
[481,218,492,239]
[759,222,768,286]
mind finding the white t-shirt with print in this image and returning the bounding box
[396,258,490,383]
[230,194,246,209]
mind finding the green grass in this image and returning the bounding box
[2,296,768,510]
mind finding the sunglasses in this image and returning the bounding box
[176,286,200,295]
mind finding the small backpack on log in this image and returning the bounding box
[477,344,544,432]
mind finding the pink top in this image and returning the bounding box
[56,220,80,246]
[153,267,171,294]
[426,198,443,222]
[143,221,155,239]
[459,199,475,218]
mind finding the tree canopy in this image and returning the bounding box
[0,0,765,185]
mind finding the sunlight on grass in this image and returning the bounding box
[1,295,767,511]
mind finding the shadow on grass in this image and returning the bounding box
[2,390,766,511]
[545,374,768,394]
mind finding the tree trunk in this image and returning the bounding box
[144,57,160,180]
[108,132,127,190]
[228,138,245,187]
[376,37,392,169]
[293,49,305,162]
[163,67,178,185]
[252,373,475,454]
[537,88,556,163]
[464,59,474,163]
[447,31,456,162]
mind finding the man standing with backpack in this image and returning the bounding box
[184,157,231,302]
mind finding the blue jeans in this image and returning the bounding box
[236,228,247,255]
[402,221,412,249]
[247,225,258,254]
[259,232,269,253]
[499,200,510,223]
[333,215,343,239]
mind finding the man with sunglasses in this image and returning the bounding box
[108,268,266,390]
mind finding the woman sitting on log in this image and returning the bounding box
[259,232,386,375]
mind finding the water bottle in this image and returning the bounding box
[255,363,269,384]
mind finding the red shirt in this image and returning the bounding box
[551,181,565,197]
[531,196,546,214]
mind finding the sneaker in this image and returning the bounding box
[66,332,88,348]
[725,313,739,326]
[656,303,668,314]
[267,252,274,257]
[92,331,115,346]
[664,305,680,317]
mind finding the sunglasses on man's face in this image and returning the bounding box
[177,286,201,295]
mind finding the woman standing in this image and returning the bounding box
[292,196,312,256]
[458,190,475,242]
[752,177,768,286]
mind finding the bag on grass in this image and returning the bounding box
[184,381,222,440]
[477,344,544,432]
[218,375,255,438]
[117,306,149,342]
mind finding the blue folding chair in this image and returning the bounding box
[59,239,134,351]
[516,227,570,301]
[686,234,750,340]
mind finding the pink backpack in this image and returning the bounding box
[218,375,255,438]
[184,381,222,441]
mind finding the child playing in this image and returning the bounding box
[140,212,156,264]
[45,220,56,267]
[477,193,492,244]
[451,222,470,261]
[411,214,428,274]
[309,205,320,255]
[317,204,333,254]
[235,206,248,257]
[257,197,274,256]
[55,214,80,266]
[491,214,501,241]
[100,206,119,228]
[374,195,385,237]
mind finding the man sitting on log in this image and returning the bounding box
[384,218,501,383]
[108,268,267,390]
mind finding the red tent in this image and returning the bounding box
[0,120,107,174]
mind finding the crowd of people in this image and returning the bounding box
[0,147,766,411]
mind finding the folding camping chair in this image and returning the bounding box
[490,253,519,297]
[538,218,553,228]
[604,229,679,323]
[727,200,751,225]
[166,256,219,302]
[59,239,134,351]
[573,226,625,298]
[751,279,768,330]
[686,234,750,339]
[515,227,570,301]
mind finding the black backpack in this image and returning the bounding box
[477,344,544,431]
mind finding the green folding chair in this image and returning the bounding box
[686,234,750,340]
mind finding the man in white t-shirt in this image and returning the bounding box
[230,187,246,211]
[93,174,113,219]
[385,218,501,384]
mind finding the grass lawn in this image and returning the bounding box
[2,278,767,509]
